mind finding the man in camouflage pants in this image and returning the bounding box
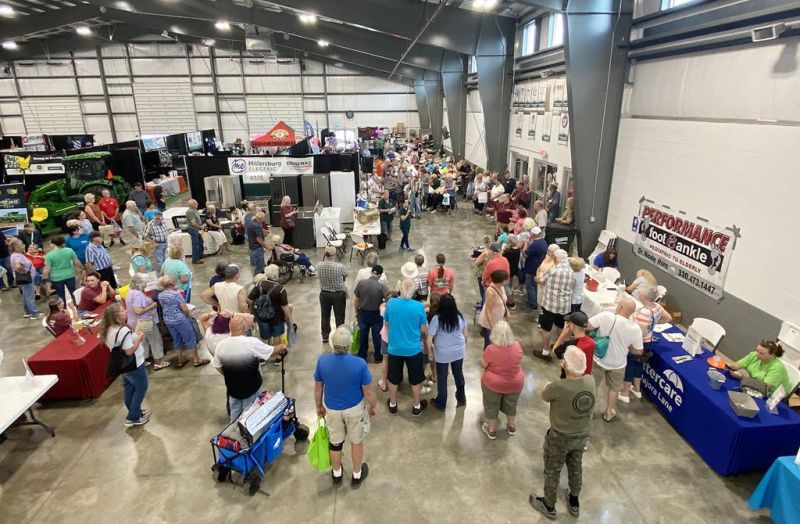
[530,346,596,520]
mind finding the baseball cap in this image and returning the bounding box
[372,264,384,275]
[564,311,589,328]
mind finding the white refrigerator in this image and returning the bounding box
[329,171,357,224]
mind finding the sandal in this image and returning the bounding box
[176,360,188,369]
[153,361,171,371]
[193,359,211,367]
[378,379,388,393]
[602,409,617,422]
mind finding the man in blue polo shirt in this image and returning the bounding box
[314,325,377,488]
[384,278,429,417]
[524,226,548,309]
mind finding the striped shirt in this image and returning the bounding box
[144,221,168,243]
[632,304,667,343]
[540,263,574,315]
[85,243,112,270]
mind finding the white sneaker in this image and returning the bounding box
[630,389,642,399]
[618,394,630,404]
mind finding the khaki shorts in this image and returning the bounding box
[325,401,370,445]
[592,365,624,392]
[481,383,521,418]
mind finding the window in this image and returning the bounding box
[469,56,478,74]
[662,0,696,8]
[550,13,564,47]
[521,20,538,56]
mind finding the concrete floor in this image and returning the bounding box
[0,204,770,524]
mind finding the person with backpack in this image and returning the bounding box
[247,264,292,348]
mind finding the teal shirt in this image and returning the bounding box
[45,247,77,282]
[161,258,191,291]
[399,207,411,228]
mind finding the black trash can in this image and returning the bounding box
[545,225,579,253]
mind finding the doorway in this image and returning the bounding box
[531,159,558,204]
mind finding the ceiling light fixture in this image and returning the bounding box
[215,20,231,31]
[0,5,14,17]
[317,39,329,48]
[203,38,216,47]
[76,26,92,36]
[473,0,498,10]
[299,13,317,24]
[2,40,17,49]
[115,1,132,11]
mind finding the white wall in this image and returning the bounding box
[608,38,800,326]
[0,41,418,146]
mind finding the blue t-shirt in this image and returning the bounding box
[155,289,186,324]
[65,233,90,263]
[524,238,548,275]
[144,209,157,222]
[384,297,427,356]
[429,315,466,364]
[314,353,372,410]
[593,253,618,268]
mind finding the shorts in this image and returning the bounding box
[481,383,521,418]
[165,320,197,349]
[592,365,624,392]
[624,343,653,381]
[387,352,425,386]
[380,339,389,356]
[539,308,566,331]
[326,400,370,445]
[258,320,286,340]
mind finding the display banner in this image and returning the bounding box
[0,183,28,234]
[557,113,569,145]
[527,113,536,140]
[541,113,552,142]
[4,154,65,176]
[632,198,739,299]
[228,156,313,184]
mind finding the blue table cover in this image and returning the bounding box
[748,456,800,524]
[642,326,800,475]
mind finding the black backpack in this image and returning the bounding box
[253,281,279,322]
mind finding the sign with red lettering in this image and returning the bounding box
[632,199,738,299]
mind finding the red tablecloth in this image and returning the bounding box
[28,305,114,400]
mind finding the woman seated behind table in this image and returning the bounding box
[46,296,79,336]
[592,245,618,269]
[727,340,793,394]
[626,269,657,299]
[78,272,116,315]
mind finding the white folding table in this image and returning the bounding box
[0,374,58,441]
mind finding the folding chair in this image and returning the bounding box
[349,232,373,264]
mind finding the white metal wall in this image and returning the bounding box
[0,41,419,145]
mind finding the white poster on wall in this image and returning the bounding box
[557,113,569,145]
[530,84,539,109]
[632,198,740,299]
[553,79,567,109]
[514,112,524,137]
[227,156,313,184]
[541,113,553,142]
[527,113,537,140]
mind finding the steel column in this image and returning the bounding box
[96,46,118,142]
[564,0,633,255]
[440,51,467,159]
[413,81,431,131]
[475,15,516,171]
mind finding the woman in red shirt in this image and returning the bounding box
[25,242,48,299]
[46,296,74,336]
[427,253,455,295]
[480,320,524,439]
[279,196,298,246]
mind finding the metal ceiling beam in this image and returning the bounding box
[388,0,447,79]
[513,0,567,11]
[0,5,102,41]
[275,46,413,86]
[0,24,149,61]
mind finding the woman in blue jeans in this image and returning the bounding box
[100,303,150,427]
[428,294,468,410]
[9,239,41,319]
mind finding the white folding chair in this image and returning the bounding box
[688,317,726,350]
[782,361,800,396]
[72,286,84,308]
[656,285,667,302]
[325,221,347,241]
[42,316,57,337]
[321,226,345,256]
[349,232,373,264]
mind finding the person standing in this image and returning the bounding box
[533,200,548,231]
[143,211,169,272]
[161,246,192,301]
[0,233,15,290]
[128,182,149,214]
[314,325,377,488]
[83,193,105,231]
[279,196,298,246]
[354,264,388,363]
[185,199,204,265]
[427,253,455,296]
[246,211,268,276]
[478,269,509,349]
[398,199,414,253]
[553,311,596,378]
[482,243,510,290]
[84,232,117,288]
[100,303,150,427]
[121,201,145,247]
[318,245,349,343]
[64,224,90,265]
[378,190,394,244]
[523,227,547,309]
[213,314,284,422]
[545,183,562,224]
[202,264,248,315]
[428,293,467,411]
[126,274,169,370]
[384,278,429,416]
[530,346,596,520]
[44,236,83,303]
[247,264,291,347]
[155,275,209,368]
[9,239,41,319]
[535,249,575,359]
[480,321,524,439]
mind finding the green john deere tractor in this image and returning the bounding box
[28,151,131,234]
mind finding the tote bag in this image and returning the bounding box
[307,417,332,471]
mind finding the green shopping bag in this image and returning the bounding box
[349,320,360,355]
[307,417,331,472]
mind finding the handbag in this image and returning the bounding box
[105,329,137,377]
[590,316,617,359]
[14,270,33,285]
[306,417,332,472]
[136,318,154,336]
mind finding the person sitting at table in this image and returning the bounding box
[77,272,116,314]
[592,245,618,269]
[625,269,657,299]
[554,196,575,226]
[46,296,76,336]
[727,340,792,395]
[204,203,230,256]
[619,286,672,404]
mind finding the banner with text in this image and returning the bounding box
[227,156,313,184]
[632,199,736,299]
[0,182,28,235]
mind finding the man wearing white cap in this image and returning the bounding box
[523,226,547,309]
[535,249,574,359]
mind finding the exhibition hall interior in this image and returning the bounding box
[1,0,799,523]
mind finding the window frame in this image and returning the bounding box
[521,19,538,56]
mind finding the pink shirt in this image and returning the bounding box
[482,254,510,287]
[479,285,507,329]
[427,266,455,295]
[632,303,668,343]
[481,341,524,394]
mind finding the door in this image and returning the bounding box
[531,159,558,204]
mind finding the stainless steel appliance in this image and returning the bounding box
[294,205,317,249]
[301,173,331,208]
[204,175,243,209]
[269,174,302,225]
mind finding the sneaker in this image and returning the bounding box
[411,399,428,417]
[29,313,43,320]
[630,388,642,399]
[508,304,516,310]
[351,463,369,489]
[141,408,152,418]
[387,399,398,415]
[193,260,204,265]
[406,247,415,252]
[507,425,516,436]
[481,422,497,440]
[331,468,343,485]
[125,417,149,427]
[513,290,525,296]
[530,495,557,520]
[602,409,617,422]
[322,338,329,344]
[568,493,580,516]
[618,394,630,404]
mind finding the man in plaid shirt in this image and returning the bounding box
[535,249,574,359]
[144,211,169,271]
[317,246,349,343]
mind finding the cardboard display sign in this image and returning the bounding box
[227,156,313,184]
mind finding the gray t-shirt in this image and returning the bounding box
[542,375,596,437]
[354,277,387,311]
[185,208,202,230]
